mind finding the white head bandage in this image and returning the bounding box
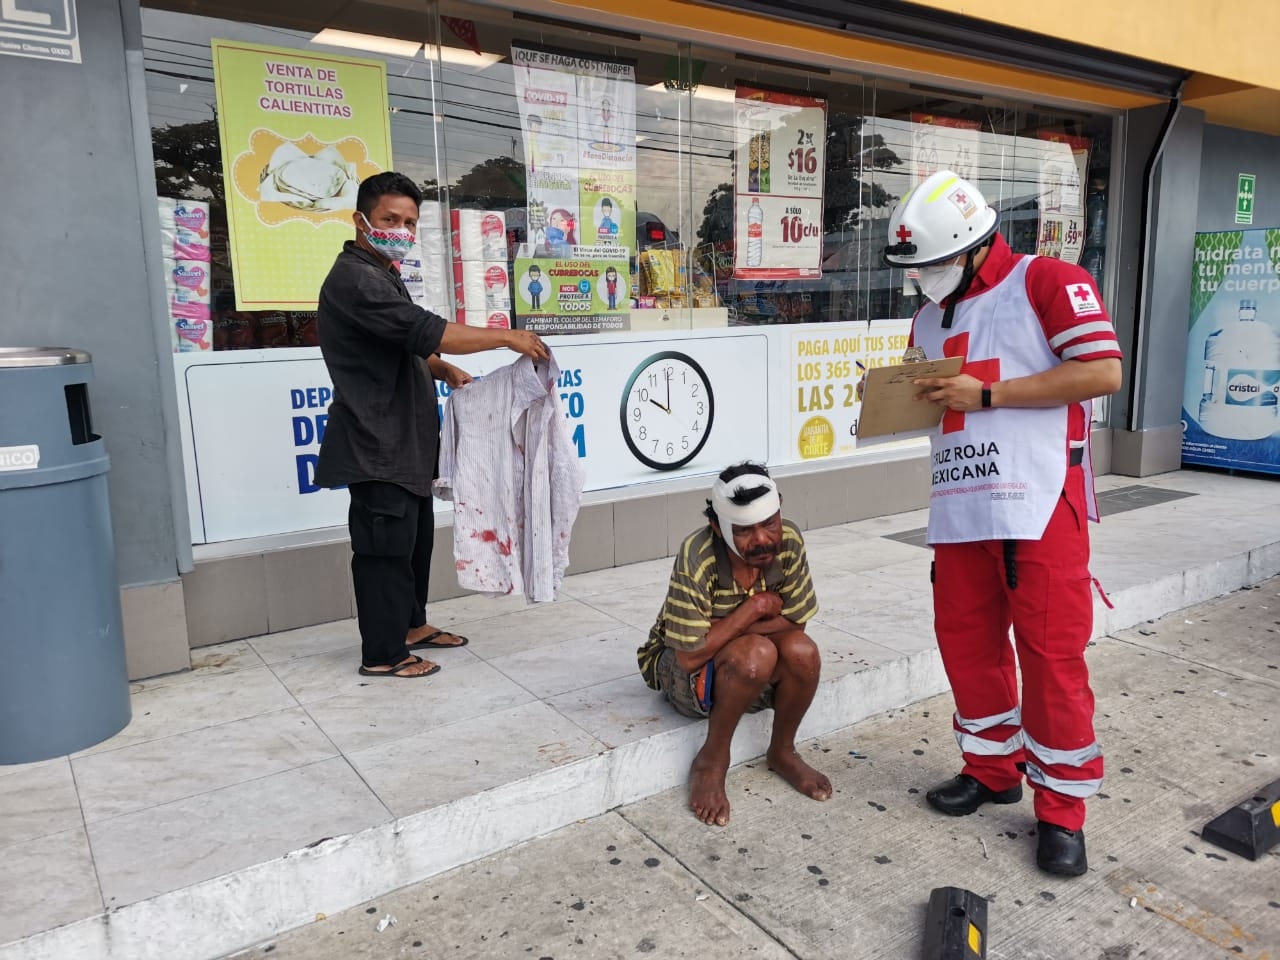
[711,474,781,558]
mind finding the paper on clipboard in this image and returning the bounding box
[856,356,964,440]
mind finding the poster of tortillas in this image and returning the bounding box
[212,40,393,310]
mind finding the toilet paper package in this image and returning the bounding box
[165,259,212,304]
[450,208,508,261]
[402,201,453,318]
[174,317,212,352]
[163,255,212,352]
[452,260,512,313]
[456,308,511,329]
[157,198,211,262]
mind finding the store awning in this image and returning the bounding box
[699,0,1187,99]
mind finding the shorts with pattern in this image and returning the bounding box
[654,646,775,719]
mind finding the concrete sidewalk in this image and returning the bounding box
[2,469,1279,960]
[226,578,1280,960]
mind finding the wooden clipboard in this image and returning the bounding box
[856,356,965,439]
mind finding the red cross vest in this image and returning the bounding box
[912,256,1096,545]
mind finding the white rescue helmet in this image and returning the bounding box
[883,171,1000,267]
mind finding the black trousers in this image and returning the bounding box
[348,480,434,668]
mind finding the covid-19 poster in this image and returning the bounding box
[1181,228,1280,475]
[511,44,636,333]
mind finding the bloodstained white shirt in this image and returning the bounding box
[434,353,585,602]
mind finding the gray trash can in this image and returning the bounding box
[0,348,131,764]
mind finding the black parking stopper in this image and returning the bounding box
[922,886,987,959]
[1202,778,1280,861]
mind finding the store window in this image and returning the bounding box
[139,0,1120,546]
[678,47,1115,329]
[142,2,447,352]
[431,1,699,335]
[142,2,1115,348]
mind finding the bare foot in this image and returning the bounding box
[689,749,732,826]
[767,746,833,801]
[406,624,467,647]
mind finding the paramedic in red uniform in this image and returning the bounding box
[882,171,1122,877]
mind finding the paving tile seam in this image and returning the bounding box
[70,702,315,763]
[69,753,121,909]
[7,548,1274,959]
[1,663,942,957]
[128,659,263,692]
[614,809,807,960]
[1105,635,1280,691]
[77,755,374,837]
[331,695,611,768]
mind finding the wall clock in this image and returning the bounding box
[620,350,715,470]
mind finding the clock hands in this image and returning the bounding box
[649,368,675,413]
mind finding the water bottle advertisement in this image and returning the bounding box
[1181,228,1280,475]
[732,85,826,280]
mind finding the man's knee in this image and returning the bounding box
[717,634,778,686]
[775,630,821,679]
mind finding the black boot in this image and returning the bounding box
[1036,821,1088,876]
[925,773,1023,816]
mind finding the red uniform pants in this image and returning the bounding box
[931,466,1103,831]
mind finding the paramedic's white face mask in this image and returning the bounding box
[917,259,965,304]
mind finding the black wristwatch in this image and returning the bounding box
[981,382,993,409]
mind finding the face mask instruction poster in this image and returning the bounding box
[211,40,393,310]
[1181,228,1280,475]
[733,86,827,280]
[512,44,636,333]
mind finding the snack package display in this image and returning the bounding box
[289,312,319,347]
[211,312,258,351]
[638,249,690,299]
[157,197,212,262]
[639,249,677,295]
[255,312,292,347]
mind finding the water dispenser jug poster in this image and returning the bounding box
[1181,228,1280,475]
[733,86,826,280]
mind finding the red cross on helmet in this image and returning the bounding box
[883,171,1000,267]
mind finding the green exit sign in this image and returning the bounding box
[1236,173,1256,225]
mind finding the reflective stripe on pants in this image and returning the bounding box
[932,469,1103,831]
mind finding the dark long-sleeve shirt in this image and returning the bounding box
[314,241,448,497]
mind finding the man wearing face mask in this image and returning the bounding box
[636,462,830,828]
[882,171,1123,876]
[316,172,549,679]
